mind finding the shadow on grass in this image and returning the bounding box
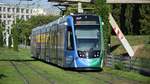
[65,68,103,72]
[0,59,37,62]
[139,69,150,77]
[110,44,121,52]
[33,57,103,72]
[0,74,7,79]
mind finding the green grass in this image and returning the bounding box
[111,35,150,70]
[111,35,150,58]
[0,61,24,84]
[0,48,150,84]
[0,47,32,60]
[104,68,150,84]
[111,35,150,46]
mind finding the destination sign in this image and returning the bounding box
[73,15,99,25]
[76,21,98,25]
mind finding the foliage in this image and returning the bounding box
[0,47,149,84]
[114,61,125,70]
[105,67,150,83]
[93,0,112,53]
[0,21,4,47]
[8,34,12,48]
[112,4,150,35]
[20,15,58,46]
[12,23,19,51]
[11,15,59,49]
[140,5,150,35]
[111,35,150,56]
[0,48,32,60]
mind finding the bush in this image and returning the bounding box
[114,61,125,70]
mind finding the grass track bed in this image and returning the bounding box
[0,48,150,84]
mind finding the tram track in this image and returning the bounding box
[96,71,141,84]
[9,61,29,84]
[9,61,56,84]
[77,71,140,84]
[22,62,56,84]
[77,72,111,84]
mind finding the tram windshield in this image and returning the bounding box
[75,25,100,51]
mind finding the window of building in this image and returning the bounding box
[3,7,6,12]
[26,9,29,13]
[16,8,19,13]
[7,29,9,34]
[26,15,29,19]
[0,7,1,11]
[7,8,10,12]
[8,20,11,24]
[3,14,6,18]
[12,8,15,12]
[7,14,11,18]
[30,10,32,13]
[21,15,24,19]
[21,8,24,13]
[0,14,1,18]
[3,20,6,25]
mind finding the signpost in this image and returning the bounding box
[109,14,134,57]
[109,13,135,57]
[107,0,150,3]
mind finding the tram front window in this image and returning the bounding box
[75,25,101,58]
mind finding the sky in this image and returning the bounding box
[0,0,60,15]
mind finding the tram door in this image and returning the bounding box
[65,26,75,67]
[57,24,65,67]
[45,28,49,62]
[36,30,41,58]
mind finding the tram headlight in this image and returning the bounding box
[78,51,86,58]
[94,51,100,57]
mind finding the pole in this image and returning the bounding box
[78,2,83,13]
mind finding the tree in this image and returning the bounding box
[12,18,25,51]
[11,15,59,49]
[140,4,150,35]
[20,15,59,46]
[125,4,133,35]
[12,24,19,51]
[131,4,141,35]
[94,0,112,53]
[8,34,12,48]
[112,4,150,35]
[0,21,4,47]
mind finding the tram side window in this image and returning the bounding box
[67,27,74,50]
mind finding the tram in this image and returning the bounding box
[31,14,105,70]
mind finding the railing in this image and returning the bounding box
[105,54,150,76]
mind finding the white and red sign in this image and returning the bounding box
[109,13,134,57]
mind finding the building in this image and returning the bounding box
[0,3,47,46]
